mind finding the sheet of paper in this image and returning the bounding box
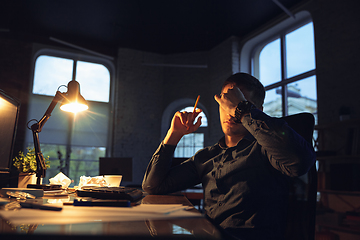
[0,204,202,225]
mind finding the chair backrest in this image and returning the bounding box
[281,112,317,240]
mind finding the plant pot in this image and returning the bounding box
[18,173,42,188]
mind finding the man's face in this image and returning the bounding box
[219,84,253,138]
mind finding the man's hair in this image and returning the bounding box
[221,72,265,108]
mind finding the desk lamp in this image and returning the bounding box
[28,79,88,189]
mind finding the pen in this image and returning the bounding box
[192,95,200,113]
[20,202,63,211]
[187,95,200,130]
[73,198,131,207]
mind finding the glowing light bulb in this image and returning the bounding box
[60,102,88,113]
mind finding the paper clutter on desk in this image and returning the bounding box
[79,176,107,188]
[78,175,122,188]
[49,172,72,189]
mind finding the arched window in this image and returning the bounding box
[174,106,208,158]
[241,11,317,124]
[26,48,114,185]
[256,22,317,120]
[161,99,208,158]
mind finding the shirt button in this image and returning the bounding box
[218,202,223,206]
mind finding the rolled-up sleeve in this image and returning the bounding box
[142,143,200,194]
[242,109,316,177]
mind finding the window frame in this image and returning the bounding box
[173,106,208,158]
[31,47,115,99]
[240,11,313,74]
[161,99,209,158]
[28,46,115,183]
[240,11,316,117]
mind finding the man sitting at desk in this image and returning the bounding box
[142,72,315,240]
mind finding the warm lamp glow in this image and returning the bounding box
[29,78,88,187]
[0,97,6,108]
[59,79,88,113]
[60,102,88,112]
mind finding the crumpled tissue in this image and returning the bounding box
[79,176,108,188]
[49,172,72,189]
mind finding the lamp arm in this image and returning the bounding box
[32,131,46,183]
[30,91,65,183]
[33,91,65,132]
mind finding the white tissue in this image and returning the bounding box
[79,176,108,188]
[49,172,72,189]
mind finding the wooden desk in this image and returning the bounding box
[0,194,222,240]
[181,188,204,211]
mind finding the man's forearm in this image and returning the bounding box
[163,129,183,145]
[142,143,176,194]
[242,109,315,177]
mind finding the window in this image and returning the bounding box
[174,106,208,158]
[250,16,317,123]
[26,49,113,186]
[33,56,110,102]
[161,100,208,159]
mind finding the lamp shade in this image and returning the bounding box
[60,80,88,113]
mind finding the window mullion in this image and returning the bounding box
[280,34,288,116]
[264,69,316,90]
[64,114,74,176]
[72,60,76,80]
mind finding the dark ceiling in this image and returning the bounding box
[1,0,304,55]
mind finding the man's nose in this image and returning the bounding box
[227,113,236,119]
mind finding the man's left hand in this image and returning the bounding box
[214,86,247,115]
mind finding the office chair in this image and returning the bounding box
[282,112,317,240]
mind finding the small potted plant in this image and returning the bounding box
[13,147,50,187]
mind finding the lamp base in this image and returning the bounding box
[27,184,62,191]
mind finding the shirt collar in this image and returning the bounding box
[218,133,255,149]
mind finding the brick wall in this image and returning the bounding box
[115,42,235,185]
[309,0,360,124]
[0,38,32,155]
[114,49,164,184]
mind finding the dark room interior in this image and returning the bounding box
[1,0,360,239]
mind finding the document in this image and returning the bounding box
[0,204,202,225]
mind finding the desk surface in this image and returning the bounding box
[0,194,222,239]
